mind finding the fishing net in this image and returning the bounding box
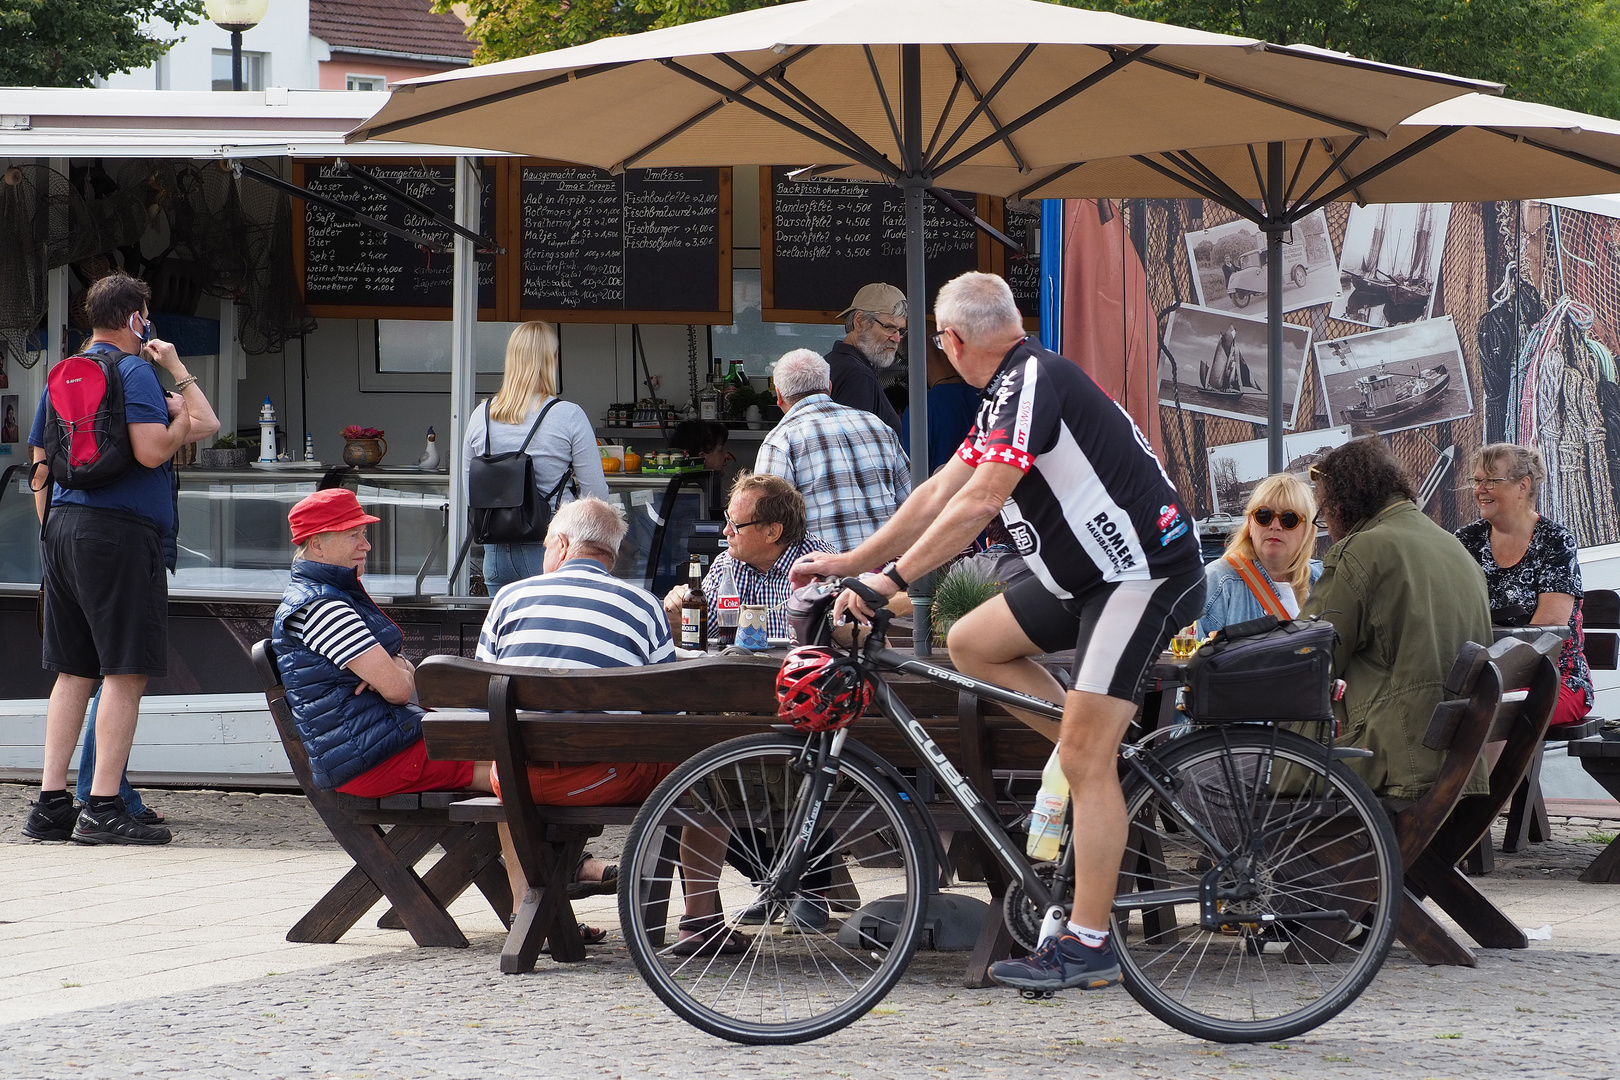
[0,164,106,367]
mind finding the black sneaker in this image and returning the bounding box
[22,797,79,841]
[988,933,1122,994]
[71,798,172,846]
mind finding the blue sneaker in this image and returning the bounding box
[988,933,1121,994]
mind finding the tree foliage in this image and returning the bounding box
[1071,0,1620,119]
[0,0,205,86]
[442,0,792,64]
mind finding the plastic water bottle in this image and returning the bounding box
[1026,744,1070,861]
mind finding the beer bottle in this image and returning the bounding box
[680,555,709,651]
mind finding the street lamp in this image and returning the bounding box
[204,0,270,91]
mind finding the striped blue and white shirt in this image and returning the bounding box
[476,559,675,670]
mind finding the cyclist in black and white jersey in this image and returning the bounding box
[793,271,1205,996]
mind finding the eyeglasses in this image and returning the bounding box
[1469,476,1513,489]
[1250,507,1304,530]
[724,515,763,533]
[931,328,957,351]
[869,316,904,336]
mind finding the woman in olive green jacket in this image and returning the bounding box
[1302,439,1493,800]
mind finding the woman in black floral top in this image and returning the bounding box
[1455,444,1593,729]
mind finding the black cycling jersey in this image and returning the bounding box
[958,338,1203,598]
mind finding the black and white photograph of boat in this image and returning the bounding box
[1206,425,1353,515]
[1159,303,1312,427]
[1183,209,1339,314]
[1316,316,1475,436]
[1330,202,1453,328]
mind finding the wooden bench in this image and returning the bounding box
[1568,734,1620,882]
[1390,632,1563,965]
[414,652,1054,982]
[251,640,512,948]
[1499,588,1619,854]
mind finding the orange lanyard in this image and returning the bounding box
[1225,554,1291,621]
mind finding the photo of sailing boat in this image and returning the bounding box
[1330,202,1453,328]
[1158,303,1312,426]
[1316,316,1475,436]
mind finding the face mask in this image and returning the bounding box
[131,313,153,346]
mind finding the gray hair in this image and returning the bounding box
[548,496,627,560]
[934,272,1023,344]
[1472,442,1547,500]
[772,349,831,400]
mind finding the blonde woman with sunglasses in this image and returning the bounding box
[1196,472,1321,635]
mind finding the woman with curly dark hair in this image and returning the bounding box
[1301,438,1492,799]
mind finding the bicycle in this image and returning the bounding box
[617,579,1402,1046]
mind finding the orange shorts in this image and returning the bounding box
[490,760,674,805]
[335,739,477,798]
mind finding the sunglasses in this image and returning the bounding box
[1250,507,1305,530]
[1307,462,1327,483]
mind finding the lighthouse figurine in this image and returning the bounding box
[258,397,278,462]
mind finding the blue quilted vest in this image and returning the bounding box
[272,560,423,789]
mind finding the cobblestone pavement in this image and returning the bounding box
[3,785,1619,1080]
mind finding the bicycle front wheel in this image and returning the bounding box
[619,733,927,1045]
[1113,727,1400,1043]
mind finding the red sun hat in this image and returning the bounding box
[288,488,380,545]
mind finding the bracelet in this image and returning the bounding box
[882,560,908,591]
[173,375,199,392]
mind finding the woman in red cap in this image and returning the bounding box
[270,489,614,928]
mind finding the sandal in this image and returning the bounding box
[567,852,619,899]
[132,807,165,826]
[670,914,751,957]
[531,921,608,951]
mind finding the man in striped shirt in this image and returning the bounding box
[755,349,911,554]
[476,496,676,805]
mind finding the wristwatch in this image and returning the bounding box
[881,560,908,591]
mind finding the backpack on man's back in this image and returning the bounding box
[32,345,138,492]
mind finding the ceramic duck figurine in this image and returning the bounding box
[416,426,441,470]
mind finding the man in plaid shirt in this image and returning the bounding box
[754,349,911,552]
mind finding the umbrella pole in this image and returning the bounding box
[1265,142,1285,474]
[901,42,933,657]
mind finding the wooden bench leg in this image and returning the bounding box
[291,822,468,948]
[502,827,592,974]
[1396,888,1476,966]
[1578,836,1620,884]
[1503,743,1550,852]
[962,848,1014,990]
[377,824,506,930]
[1409,852,1528,950]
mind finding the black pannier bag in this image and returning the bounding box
[468,398,574,546]
[1181,615,1338,724]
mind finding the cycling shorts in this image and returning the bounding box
[1003,568,1207,705]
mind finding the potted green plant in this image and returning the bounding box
[929,559,1007,647]
[198,432,250,469]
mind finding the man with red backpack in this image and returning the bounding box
[21,272,219,846]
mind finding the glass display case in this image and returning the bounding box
[171,466,451,598]
[0,466,718,599]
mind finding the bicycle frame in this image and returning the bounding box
[781,627,1350,934]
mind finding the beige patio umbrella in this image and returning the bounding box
[1005,90,1620,469]
[350,0,1492,647]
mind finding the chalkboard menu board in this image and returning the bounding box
[294,161,498,317]
[1001,199,1042,321]
[516,165,731,324]
[763,168,985,321]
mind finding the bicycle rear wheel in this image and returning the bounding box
[619,733,926,1045]
[1113,727,1400,1042]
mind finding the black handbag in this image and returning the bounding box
[1181,615,1339,724]
[468,399,574,546]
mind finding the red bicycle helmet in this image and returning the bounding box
[776,646,874,732]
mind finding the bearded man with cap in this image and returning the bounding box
[825,282,906,435]
[272,488,491,800]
